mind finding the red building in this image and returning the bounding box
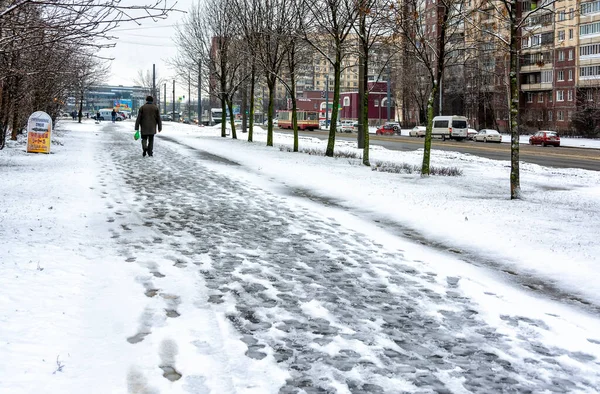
[339,82,395,125]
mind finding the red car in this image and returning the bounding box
[529,130,560,147]
[375,123,397,135]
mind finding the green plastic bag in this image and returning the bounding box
[134,130,140,141]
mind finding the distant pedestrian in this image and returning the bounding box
[135,96,162,157]
[71,111,76,120]
[111,109,117,123]
[96,111,101,122]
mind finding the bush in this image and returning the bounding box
[371,160,463,176]
[278,145,362,159]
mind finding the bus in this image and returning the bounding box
[277,110,319,130]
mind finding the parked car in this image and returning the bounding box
[375,123,397,136]
[339,120,356,133]
[529,130,560,147]
[474,129,502,143]
[410,126,426,137]
[160,114,172,121]
[467,128,478,140]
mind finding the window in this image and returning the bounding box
[568,49,573,60]
[579,43,600,56]
[558,51,565,61]
[580,65,600,78]
[558,70,564,81]
[542,70,553,83]
[374,99,379,107]
[569,69,573,80]
[548,111,553,121]
[538,93,544,102]
[587,90,594,101]
[558,111,564,121]
[580,22,600,36]
[527,92,533,102]
[581,0,600,15]
[568,90,573,101]
[557,90,564,101]
[570,8,574,19]
[558,11,566,21]
[558,30,565,41]
[569,29,573,39]
[549,92,553,102]
[568,110,572,120]
[343,97,350,106]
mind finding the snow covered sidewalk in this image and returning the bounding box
[1,120,600,393]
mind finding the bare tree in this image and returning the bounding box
[173,0,245,139]
[301,0,359,156]
[468,0,557,198]
[391,0,469,175]
[354,0,395,166]
[0,0,181,149]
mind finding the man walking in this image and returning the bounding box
[134,96,162,157]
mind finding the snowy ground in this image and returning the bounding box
[1,119,599,393]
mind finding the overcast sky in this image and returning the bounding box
[99,1,191,89]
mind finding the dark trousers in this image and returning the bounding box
[141,134,154,155]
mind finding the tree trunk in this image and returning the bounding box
[289,45,299,152]
[78,90,84,123]
[422,2,448,176]
[227,98,237,139]
[220,96,227,138]
[10,76,21,141]
[267,75,276,147]
[509,6,521,199]
[422,83,437,175]
[325,49,342,157]
[248,63,256,142]
[360,33,370,166]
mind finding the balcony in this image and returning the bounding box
[577,78,600,87]
[521,82,553,91]
[520,63,553,73]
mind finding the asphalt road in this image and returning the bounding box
[275,129,600,171]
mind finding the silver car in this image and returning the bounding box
[474,129,502,143]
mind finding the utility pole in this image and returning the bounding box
[387,67,391,122]
[152,64,156,100]
[172,80,175,122]
[197,62,202,125]
[188,72,191,122]
[163,84,166,115]
[357,3,366,149]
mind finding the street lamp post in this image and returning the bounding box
[172,80,175,121]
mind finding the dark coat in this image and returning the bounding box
[135,102,162,136]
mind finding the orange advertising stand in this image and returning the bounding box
[26,111,52,154]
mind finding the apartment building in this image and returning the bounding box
[520,0,600,132]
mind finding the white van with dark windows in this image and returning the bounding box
[431,115,468,140]
[97,109,124,121]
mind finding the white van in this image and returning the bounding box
[432,115,468,140]
[97,109,124,121]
